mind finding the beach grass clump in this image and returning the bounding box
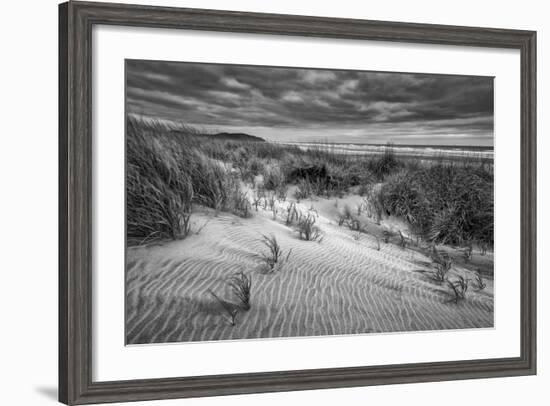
[265,192,276,212]
[252,188,265,211]
[191,153,236,211]
[474,271,486,290]
[361,185,384,224]
[228,271,252,310]
[447,275,469,304]
[127,123,196,242]
[257,234,292,273]
[429,247,453,283]
[127,117,240,243]
[294,178,315,200]
[262,165,286,191]
[275,183,289,201]
[432,262,451,283]
[368,144,400,180]
[337,204,354,226]
[296,213,323,242]
[337,206,367,234]
[479,241,489,256]
[379,171,430,227]
[345,162,376,190]
[208,289,239,326]
[379,162,493,247]
[253,141,293,160]
[462,243,473,262]
[285,202,300,226]
[230,185,252,218]
[237,156,265,183]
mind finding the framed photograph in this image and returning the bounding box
[59,1,536,404]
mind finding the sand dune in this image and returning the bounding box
[126,196,494,345]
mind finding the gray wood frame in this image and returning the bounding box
[59,1,537,404]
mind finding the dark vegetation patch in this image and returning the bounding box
[126,117,493,249]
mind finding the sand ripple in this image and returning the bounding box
[126,205,493,344]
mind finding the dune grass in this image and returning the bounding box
[257,234,292,273]
[208,289,239,326]
[296,213,323,242]
[228,271,252,310]
[447,275,469,304]
[126,122,195,242]
[127,117,493,251]
[378,162,493,246]
[474,271,486,290]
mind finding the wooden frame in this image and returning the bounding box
[59,1,536,404]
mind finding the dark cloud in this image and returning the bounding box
[126,60,494,145]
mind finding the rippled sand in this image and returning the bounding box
[126,196,493,345]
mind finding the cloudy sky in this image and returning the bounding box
[126,60,494,146]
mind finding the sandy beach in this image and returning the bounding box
[126,191,493,344]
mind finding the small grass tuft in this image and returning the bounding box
[285,202,299,226]
[208,289,239,326]
[231,186,252,218]
[474,270,486,290]
[228,271,252,310]
[257,234,292,273]
[462,243,473,262]
[296,213,323,242]
[447,276,469,304]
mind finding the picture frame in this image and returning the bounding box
[59,1,536,404]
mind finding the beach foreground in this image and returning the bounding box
[126,192,493,345]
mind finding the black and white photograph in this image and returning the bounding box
[125,60,494,345]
